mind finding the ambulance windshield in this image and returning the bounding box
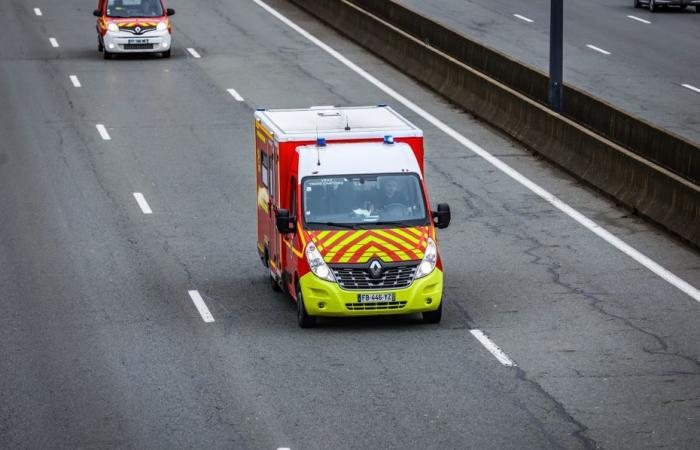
[302,173,428,229]
[106,0,164,18]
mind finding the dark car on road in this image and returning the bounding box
[635,0,700,12]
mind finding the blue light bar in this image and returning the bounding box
[384,135,394,144]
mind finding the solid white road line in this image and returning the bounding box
[470,330,516,367]
[186,47,201,58]
[34,8,42,16]
[513,14,534,23]
[627,15,651,24]
[133,192,153,214]
[188,290,215,323]
[254,0,700,303]
[586,44,611,55]
[682,84,700,94]
[227,88,245,102]
[49,38,59,48]
[95,124,111,140]
[69,75,81,87]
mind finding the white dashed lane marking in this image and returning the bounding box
[96,124,111,140]
[513,14,534,23]
[627,15,651,24]
[49,38,59,48]
[69,75,81,87]
[470,330,517,367]
[186,48,201,58]
[586,44,611,55]
[188,290,215,323]
[682,84,700,95]
[34,8,42,16]
[132,193,153,215]
[227,88,245,102]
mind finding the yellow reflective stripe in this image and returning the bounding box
[393,229,420,244]
[329,231,361,253]
[256,122,273,139]
[374,229,414,250]
[356,235,401,251]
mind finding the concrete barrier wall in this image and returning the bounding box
[348,0,700,185]
[288,0,700,246]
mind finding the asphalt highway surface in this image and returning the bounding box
[1,0,700,449]
[397,0,700,145]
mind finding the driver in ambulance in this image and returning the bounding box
[368,177,410,215]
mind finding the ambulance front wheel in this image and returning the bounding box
[296,285,317,328]
[422,300,443,324]
[162,50,171,59]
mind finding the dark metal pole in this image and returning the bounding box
[549,0,563,112]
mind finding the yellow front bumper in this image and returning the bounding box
[299,269,443,317]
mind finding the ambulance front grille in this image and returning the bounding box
[330,263,418,290]
[346,301,407,311]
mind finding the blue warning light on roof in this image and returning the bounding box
[316,137,326,147]
[384,135,394,144]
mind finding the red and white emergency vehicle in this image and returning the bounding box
[93,0,175,59]
[255,106,451,327]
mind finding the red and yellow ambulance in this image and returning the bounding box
[255,106,451,327]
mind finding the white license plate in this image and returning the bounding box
[357,293,396,303]
[128,38,149,44]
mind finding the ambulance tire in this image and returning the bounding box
[162,50,171,58]
[103,50,112,60]
[296,285,317,328]
[422,301,442,324]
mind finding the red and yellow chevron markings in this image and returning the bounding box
[308,227,428,264]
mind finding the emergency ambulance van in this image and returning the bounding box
[255,106,451,328]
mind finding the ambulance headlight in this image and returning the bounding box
[415,238,437,279]
[107,22,120,33]
[306,243,335,283]
[156,21,167,32]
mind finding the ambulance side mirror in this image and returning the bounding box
[432,203,451,229]
[276,209,296,234]
[166,8,176,16]
[93,10,101,17]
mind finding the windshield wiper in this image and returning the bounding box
[309,222,366,230]
[371,221,415,228]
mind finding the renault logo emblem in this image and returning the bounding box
[369,260,383,279]
[135,26,142,33]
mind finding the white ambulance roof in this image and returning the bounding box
[255,105,422,141]
[297,142,422,179]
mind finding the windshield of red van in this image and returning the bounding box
[303,174,428,229]
[106,0,163,18]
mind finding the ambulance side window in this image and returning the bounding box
[260,151,269,188]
